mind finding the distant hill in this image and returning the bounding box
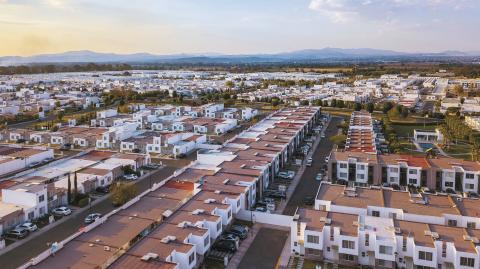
[1,48,479,66]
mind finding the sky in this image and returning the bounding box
[0,0,479,56]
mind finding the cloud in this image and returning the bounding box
[308,0,473,23]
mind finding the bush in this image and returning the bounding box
[110,183,138,207]
[77,197,90,207]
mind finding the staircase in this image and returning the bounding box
[296,256,304,269]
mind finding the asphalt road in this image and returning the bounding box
[237,228,289,269]
[0,165,177,269]
[282,117,342,216]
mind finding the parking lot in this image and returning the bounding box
[0,165,178,269]
[283,116,342,215]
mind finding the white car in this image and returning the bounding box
[124,174,138,181]
[17,222,38,232]
[306,158,313,166]
[278,172,290,179]
[324,156,330,163]
[316,173,324,181]
[52,206,72,216]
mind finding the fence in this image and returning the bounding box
[236,210,293,227]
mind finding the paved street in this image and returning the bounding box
[237,227,289,269]
[0,165,178,269]
[282,116,342,216]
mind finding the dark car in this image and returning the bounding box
[212,240,237,252]
[264,191,286,199]
[226,225,249,239]
[6,228,29,239]
[96,185,110,194]
[219,234,240,245]
[303,196,315,206]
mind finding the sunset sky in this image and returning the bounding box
[0,0,479,56]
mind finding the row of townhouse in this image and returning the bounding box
[0,145,54,177]
[26,106,321,269]
[120,131,207,157]
[290,182,480,268]
[0,150,150,236]
[327,150,480,193]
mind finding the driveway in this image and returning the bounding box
[237,227,289,269]
[282,116,342,216]
[0,165,178,269]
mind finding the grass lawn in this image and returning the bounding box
[392,124,437,138]
[444,143,472,161]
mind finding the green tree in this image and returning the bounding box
[110,183,138,206]
[366,102,375,113]
[354,102,362,111]
[225,81,234,89]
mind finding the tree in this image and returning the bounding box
[67,173,72,204]
[56,111,64,121]
[366,102,374,113]
[329,134,347,145]
[55,100,61,108]
[382,102,394,114]
[73,171,78,203]
[271,98,280,107]
[225,81,234,89]
[110,183,138,206]
[354,102,362,111]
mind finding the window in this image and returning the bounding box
[390,167,399,173]
[342,240,355,249]
[28,212,34,220]
[460,257,475,267]
[409,178,417,185]
[409,169,418,175]
[365,233,369,246]
[306,248,322,256]
[445,171,454,178]
[341,254,355,261]
[465,173,475,179]
[445,181,454,187]
[339,163,347,169]
[389,177,397,182]
[466,183,475,190]
[38,195,45,202]
[357,174,365,180]
[467,222,476,229]
[379,245,393,255]
[307,235,319,244]
[418,251,433,261]
[402,237,407,251]
[372,211,380,217]
[330,231,334,241]
[189,252,195,264]
[447,219,457,227]
[204,236,209,247]
[358,165,365,170]
[217,222,221,231]
[339,172,347,178]
[228,210,232,219]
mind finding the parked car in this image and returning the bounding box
[212,240,237,252]
[28,162,40,168]
[264,191,286,199]
[324,156,330,163]
[84,213,102,224]
[16,222,38,232]
[96,185,110,194]
[6,228,29,239]
[219,233,240,245]
[255,206,267,212]
[320,133,326,138]
[124,174,138,181]
[277,172,290,179]
[306,158,313,166]
[226,225,249,239]
[315,173,323,181]
[52,206,72,216]
[303,196,315,206]
[143,163,159,169]
[60,143,72,150]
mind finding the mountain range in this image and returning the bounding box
[1,48,480,66]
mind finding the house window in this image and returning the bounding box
[409,169,418,175]
[418,251,433,261]
[217,222,221,231]
[465,173,475,179]
[38,195,45,202]
[379,245,393,255]
[204,236,209,247]
[460,257,475,267]
[358,165,365,170]
[339,172,347,178]
[466,183,475,190]
[445,181,454,187]
[189,252,195,264]
[357,174,365,180]
[339,163,347,169]
[390,167,398,173]
[307,235,319,244]
[28,212,34,220]
[372,211,380,217]
[467,222,476,229]
[365,234,369,246]
[341,254,355,261]
[409,178,417,185]
[306,248,322,256]
[342,240,355,249]
[447,219,457,227]
[402,237,407,251]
